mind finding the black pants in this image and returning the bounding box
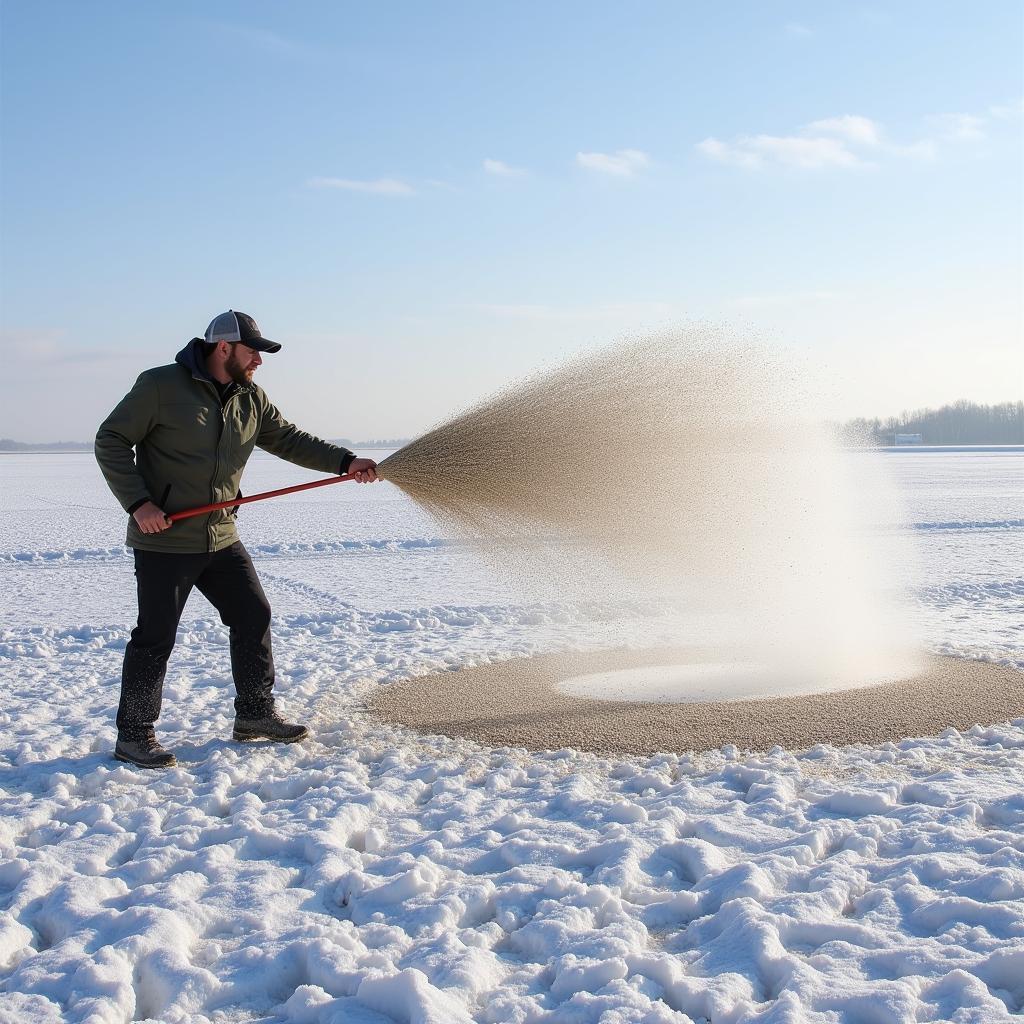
[117,542,275,739]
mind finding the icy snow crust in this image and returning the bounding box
[1,451,1023,1023]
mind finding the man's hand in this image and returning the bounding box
[133,501,172,534]
[348,458,379,483]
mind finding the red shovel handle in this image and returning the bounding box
[167,473,357,523]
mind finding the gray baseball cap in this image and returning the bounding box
[204,310,282,353]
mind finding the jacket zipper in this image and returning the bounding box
[194,377,249,552]
[205,380,224,553]
[209,386,247,551]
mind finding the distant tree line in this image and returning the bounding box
[5,406,1021,453]
[843,401,1024,445]
[0,438,93,452]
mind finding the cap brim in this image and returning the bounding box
[247,337,282,353]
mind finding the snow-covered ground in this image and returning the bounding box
[1,450,1022,1024]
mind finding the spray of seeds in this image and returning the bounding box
[377,327,923,692]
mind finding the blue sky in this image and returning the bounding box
[1,1,1021,441]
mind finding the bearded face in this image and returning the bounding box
[226,343,261,385]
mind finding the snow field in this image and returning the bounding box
[3,665,1024,1023]
[1,451,1023,1022]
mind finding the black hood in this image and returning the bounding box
[175,337,214,382]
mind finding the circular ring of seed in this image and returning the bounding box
[367,648,1024,754]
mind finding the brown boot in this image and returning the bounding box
[114,730,176,769]
[233,711,308,743]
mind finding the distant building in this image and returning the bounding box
[894,433,924,445]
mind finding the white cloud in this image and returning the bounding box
[695,138,760,169]
[915,100,1023,151]
[699,112,969,170]
[576,149,650,177]
[697,132,867,170]
[926,112,987,142]
[784,22,813,37]
[307,177,414,196]
[755,134,866,168]
[697,101,1010,173]
[483,158,527,178]
[805,114,882,146]
[698,114,885,170]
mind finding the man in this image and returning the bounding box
[95,310,378,768]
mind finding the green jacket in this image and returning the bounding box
[95,338,353,553]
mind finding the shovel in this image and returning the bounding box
[167,472,359,523]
